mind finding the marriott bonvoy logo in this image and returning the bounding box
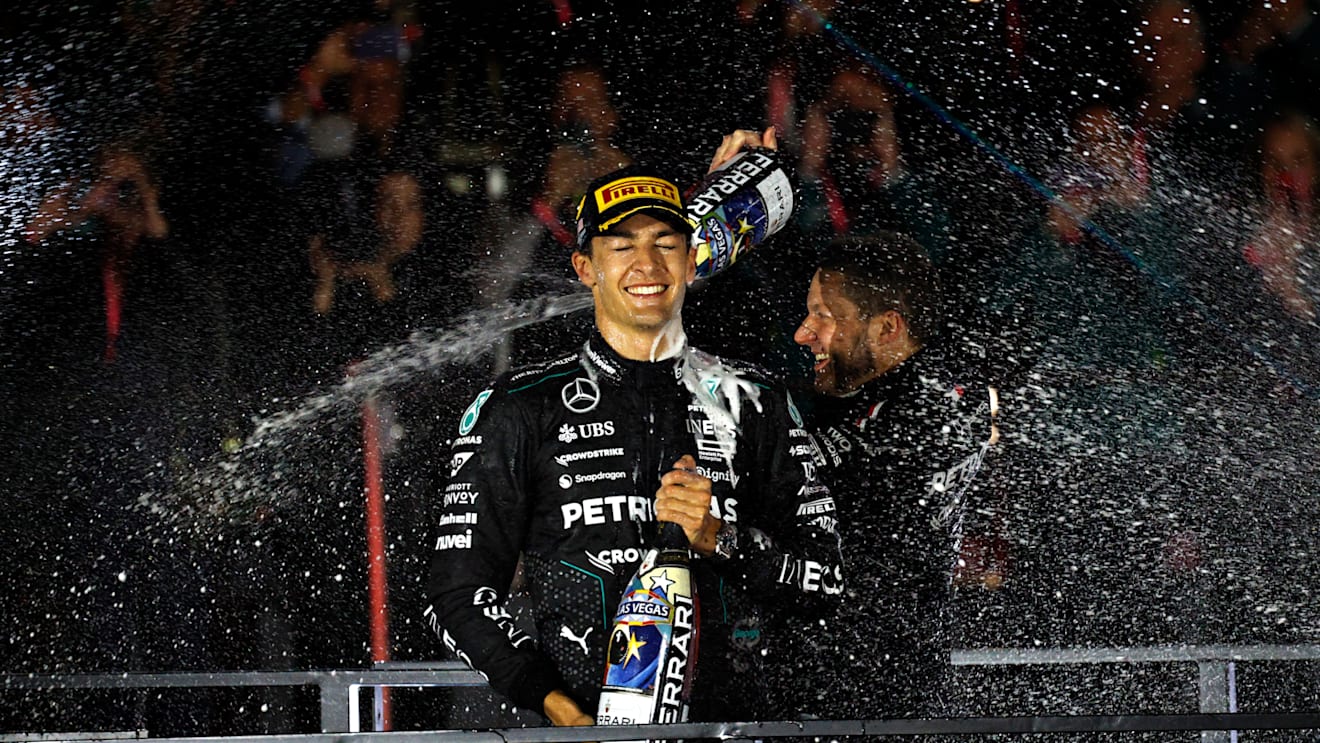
[594,177,681,211]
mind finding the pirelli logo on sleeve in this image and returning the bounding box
[594,177,681,212]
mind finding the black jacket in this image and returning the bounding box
[814,346,995,609]
[776,344,997,717]
[424,332,843,719]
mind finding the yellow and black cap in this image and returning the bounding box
[574,166,691,250]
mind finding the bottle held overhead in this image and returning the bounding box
[687,148,794,279]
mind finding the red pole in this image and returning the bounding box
[362,395,392,730]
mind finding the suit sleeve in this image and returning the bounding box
[721,385,844,598]
[422,384,565,715]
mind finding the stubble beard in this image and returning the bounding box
[818,345,875,396]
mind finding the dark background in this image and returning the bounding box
[2,0,1319,737]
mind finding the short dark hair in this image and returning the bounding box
[817,232,943,346]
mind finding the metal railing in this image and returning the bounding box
[5,646,1320,739]
[0,663,485,733]
[5,714,1320,742]
[951,643,1320,743]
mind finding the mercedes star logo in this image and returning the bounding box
[561,378,601,414]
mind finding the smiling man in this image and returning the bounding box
[570,174,690,360]
[424,159,842,728]
[798,260,925,396]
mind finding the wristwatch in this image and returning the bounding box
[712,521,739,562]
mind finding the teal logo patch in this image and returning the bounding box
[459,389,493,435]
[786,392,804,428]
[702,377,720,400]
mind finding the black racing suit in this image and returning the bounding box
[425,332,843,721]
[773,343,997,719]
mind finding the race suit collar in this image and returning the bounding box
[584,331,684,389]
[853,346,928,415]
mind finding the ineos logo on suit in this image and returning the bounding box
[562,378,601,414]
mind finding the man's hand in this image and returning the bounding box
[655,455,721,555]
[543,689,593,727]
[707,126,779,174]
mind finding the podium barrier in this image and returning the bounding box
[2,710,1320,742]
[6,648,1320,739]
[951,643,1320,743]
[0,664,484,733]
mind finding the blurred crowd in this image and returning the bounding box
[2,0,1319,734]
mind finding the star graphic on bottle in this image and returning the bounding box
[622,629,648,668]
[736,217,755,235]
[648,570,675,595]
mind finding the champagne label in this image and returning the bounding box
[596,691,654,727]
[688,149,795,279]
[597,547,698,735]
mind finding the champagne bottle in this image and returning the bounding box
[687,147,794,279]
[596,523,699,738]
